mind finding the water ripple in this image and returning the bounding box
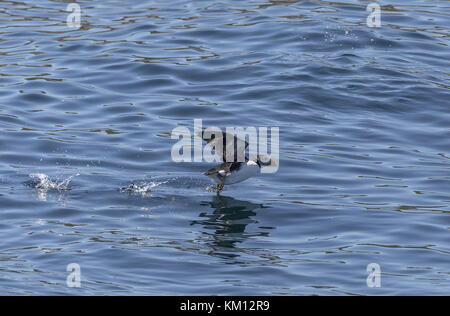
[0,0,449,295]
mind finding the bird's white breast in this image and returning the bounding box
[223,161,260,185]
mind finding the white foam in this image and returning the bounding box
[119,181,167,196]
[29,173,80,191]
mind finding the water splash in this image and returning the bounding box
[205,184,218,193]
[28,173,80,191]
[26,173,79,202]
[119,181,167,197]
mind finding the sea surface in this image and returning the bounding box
[0,0,449,296]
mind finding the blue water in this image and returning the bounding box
[0,0,449,295]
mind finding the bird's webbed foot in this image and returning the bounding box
[216,180,225,194]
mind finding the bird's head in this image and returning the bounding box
[254,155,278,173]
[256,155,272,167]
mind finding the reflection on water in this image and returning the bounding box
[192,196,266,257]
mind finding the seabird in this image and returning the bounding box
[199,131,272,193]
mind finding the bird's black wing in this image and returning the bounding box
[198,131,249,162]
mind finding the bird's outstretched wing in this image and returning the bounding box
[197,131,249,162]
